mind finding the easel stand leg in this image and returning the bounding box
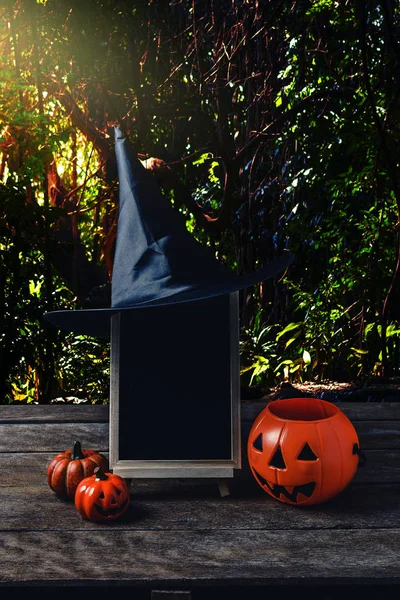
[217,479,230,497]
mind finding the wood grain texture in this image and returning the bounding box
[0,448,397,487]
[2,401,400,425]
[0,482,399,532]
[0,529,399,585]
[0,423,108,452]
[0,448,397,488]
[0,418,397,454]
[0,404,109,423]
[0,402,399,588]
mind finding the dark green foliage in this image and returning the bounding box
[239,0,400,387]
[0,182,109,403]
[0,181,53,403]
[1,0,400,400]
[54,333,110,404]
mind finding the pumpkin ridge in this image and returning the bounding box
[275,421,287,488]
[46,458,58,483]
[52,458,68,497]
[65,460,74,498]
[327,417,344,491]
[314,422,324,498]
[66,458,83,498]
[83,449,95,458]
[81,457,94,477]
[81,457,88,479]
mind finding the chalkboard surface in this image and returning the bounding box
[110,293,239,467]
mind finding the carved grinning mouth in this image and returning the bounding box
[94,498,129,517]
[253,469,316,503]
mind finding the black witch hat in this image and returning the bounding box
[44,126,294,337]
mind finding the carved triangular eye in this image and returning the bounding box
[297,443,318,461]
[269,445,286,469]
[252,433,263,452]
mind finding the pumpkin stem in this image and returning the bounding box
[94,466,108,480]
[71,440,84,460]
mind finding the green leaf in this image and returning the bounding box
[364,323,375,336]
[274,359,294,372]
[193,152,212,166]
[303,350,311,364]
[386,326,400,338]
[240,365,255,375]
[276,322,303,341]
[284,330,302,349]
[253,355,270,365]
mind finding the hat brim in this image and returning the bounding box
[44,251,294,338]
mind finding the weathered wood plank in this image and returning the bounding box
[0,529,399,585]
[351,421,400,449]
[0,446,396,487]
[0,482,399,532]
[2,401,400,426]
[0,418,397,454]
[0,404,109,423]
[0,402,398,590]
[0,423,108,452]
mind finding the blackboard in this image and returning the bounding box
[109,292,241,479]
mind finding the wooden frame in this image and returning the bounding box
[109,292,241,479]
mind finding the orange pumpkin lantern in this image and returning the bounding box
[75,467,130,522]
[247,397,365,506]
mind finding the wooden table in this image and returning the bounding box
[1,401,399,599]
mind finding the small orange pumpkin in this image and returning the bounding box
[47,440,109,499]
[74,467,131,522]
[248,397,365,506]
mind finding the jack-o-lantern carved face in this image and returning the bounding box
[247,398,363,505]
[75,467,130,522]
